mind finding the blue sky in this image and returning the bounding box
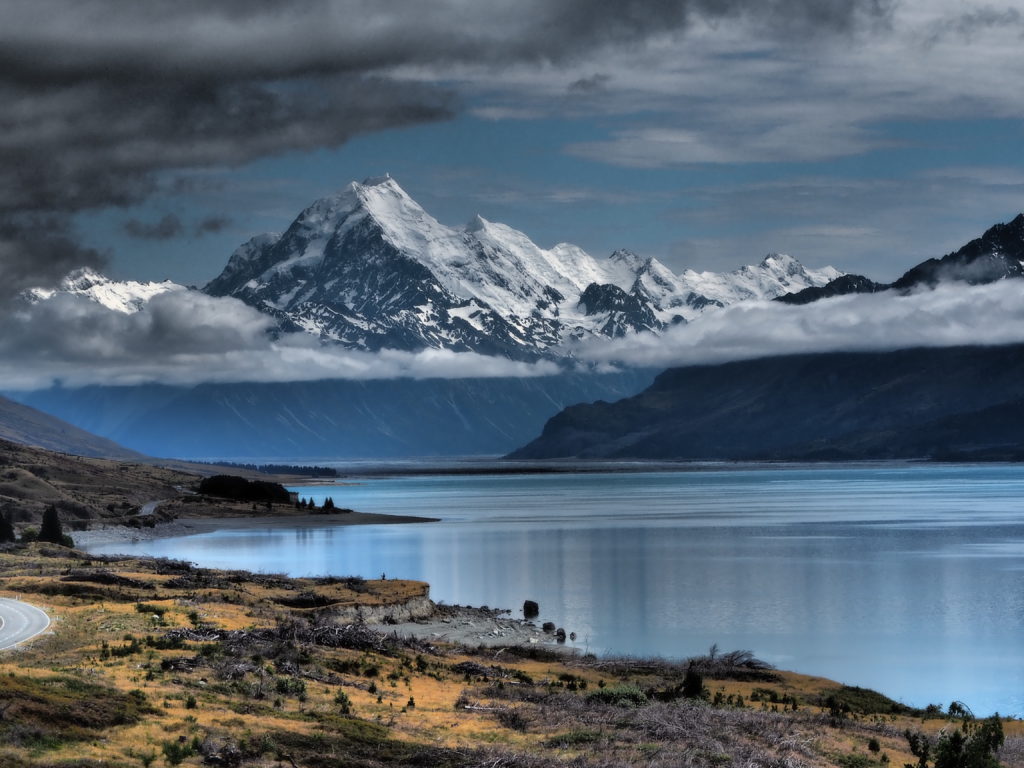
[82,112,1024,288]
[28,0,1017,289]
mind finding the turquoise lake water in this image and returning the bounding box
[84,463,1024,716]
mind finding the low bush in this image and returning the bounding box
[585,683,648,708]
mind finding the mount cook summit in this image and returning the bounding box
[37,176,842,362]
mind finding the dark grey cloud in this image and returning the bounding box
[0,215,107,301]
[123,214,184,241]
[195,216,233,237]
[928,5,1023,42]
[568,74,612,94]
[0,1,892,86]
[0,0,894,295]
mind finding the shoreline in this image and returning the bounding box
[48,523,1024,720]
[72,509,439,549]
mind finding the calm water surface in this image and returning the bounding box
[86,464,1024,716]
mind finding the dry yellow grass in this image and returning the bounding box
[0,544,1019,768]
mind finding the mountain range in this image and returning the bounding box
[9,180,1024,462]
[4,177,841,460]
[201,176,839,359]
[28,176,841,361]
[514,212,1024,461]
[11,371,654,460]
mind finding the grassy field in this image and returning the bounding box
[1,542,1020,768]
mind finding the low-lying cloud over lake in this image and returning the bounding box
[0,291,560,389]
[572,280,1024,369]
[4,279,1023,390]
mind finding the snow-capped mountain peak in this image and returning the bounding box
[25,267,184,313]
[201,177,843,358]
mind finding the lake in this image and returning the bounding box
[84,463,1024,716]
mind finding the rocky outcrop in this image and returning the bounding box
[329,594,436,625]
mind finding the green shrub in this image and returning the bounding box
[334,690,352,715]
[545,730,603,748]
[161,738,199,766]
[274,677,307,697]
[585,684,647,708]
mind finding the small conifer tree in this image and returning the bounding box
[0,513,15,543]
[39,505,65,545]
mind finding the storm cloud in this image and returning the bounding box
[0,215,108,301]
[0,0,892,216]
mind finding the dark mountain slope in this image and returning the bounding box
[0,395,143,460]
[892,212,1024,289]
[510,345,1024,461]
[11,370,655,460]
[775,274,885,305]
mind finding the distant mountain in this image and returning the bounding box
[510,345,1024,461]
[24,267,184,313]
[779,213,1024,304]
[0,394,143,459]
[10,370,655,460]
[201,175,839,359]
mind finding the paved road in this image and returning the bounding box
[0,597,51,651]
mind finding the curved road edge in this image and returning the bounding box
[0,597,52,651]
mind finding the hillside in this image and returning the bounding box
[0,394,143,460]
[511,344,1024,461]
[0,437,196,527]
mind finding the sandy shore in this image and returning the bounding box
[71,510,438,549]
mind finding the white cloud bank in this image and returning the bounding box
[570,279,1024,369]
[3,279,1024,390]
[0,291,559,390]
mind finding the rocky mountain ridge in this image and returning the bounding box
[24,176,840,361]
[779,213,1024,305]
[203,176,841,358]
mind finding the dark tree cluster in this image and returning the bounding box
[198,475,290,504]
[212,462,339,478]
[0,512,15,543]
[296,497,348,514]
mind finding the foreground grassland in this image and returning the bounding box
[1,544,1020,768]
